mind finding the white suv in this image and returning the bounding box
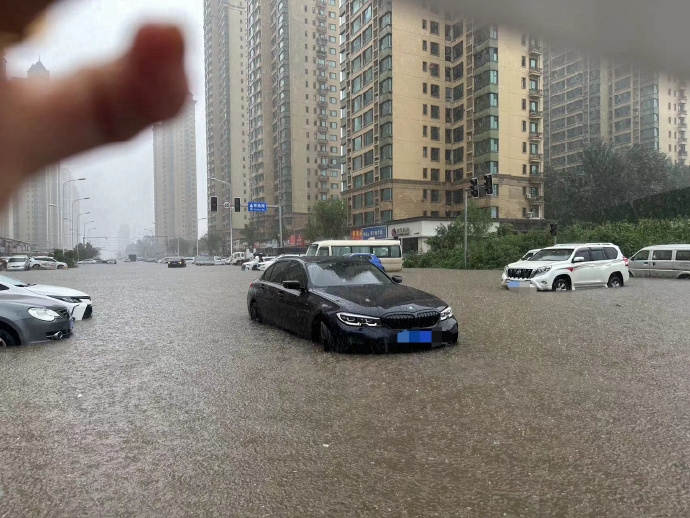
[501,243,629,291]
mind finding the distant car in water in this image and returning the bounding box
[28,256,67,270]
[167,257,186,268]
[0,296,74,346]
[247,256,458,353]
[194,255,215,266]
[6,256,30,271]
[105,259,117,265]
[184,257,195,264]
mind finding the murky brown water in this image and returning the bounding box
[1,264,689,517]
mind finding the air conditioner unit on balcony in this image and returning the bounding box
[527,211,535,219]
[526,193,533,199]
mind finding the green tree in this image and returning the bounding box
[304,199,348,241]
[426,200,492,251]
[199,231,223,255]
[243,221,258,248]
[75,242,100,260]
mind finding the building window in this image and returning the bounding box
[423,147,428,158]
[381,166,392,179]
[423,104,428,115]
[522,120,527,132]
[381,188,392,201]
[430,21,440,35]
[422,40,428,51]
[422,19,427,30]
[430,168,440,181]
[521,77,526,89]
[422,61,428,72]
[423,82,428,94]
[522,142,527,153]
[521,56,526,67]
[423,168,428,178]
[381,210,393,222]
[430,126,440,141]
[522,99,527,110]
[422,125,428,137]
[430,190,440,202]
[430,105,440,119]
[430,63,440,77]
[430,42,440,56]
[430,148,440,161]
[430,84,440,98]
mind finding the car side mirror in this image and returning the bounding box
[282,280,303,290]
[391,275,403,284]
[573,257,585,263]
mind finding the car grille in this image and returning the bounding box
[507,268,533,279]
[382,311,440,330]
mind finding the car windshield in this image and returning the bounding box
[8,258,26,263]
[529,249,575,261]
[0,275,28,287]
[307,261,391,287]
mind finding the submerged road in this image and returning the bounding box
[1,263,689,517]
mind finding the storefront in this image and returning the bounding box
[385,218,455,254]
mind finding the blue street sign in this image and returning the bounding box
[362,226,387,240]
[247,202,268,212]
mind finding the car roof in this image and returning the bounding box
[639,244,690,250]
[275,256,373,265]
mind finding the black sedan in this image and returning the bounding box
[246,256,458,352]
[167,257,186,268]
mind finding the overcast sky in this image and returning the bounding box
[6,0,208,255]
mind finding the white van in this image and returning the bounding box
[305,239,403,272]
[628,244,690,279]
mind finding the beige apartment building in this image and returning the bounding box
[246,0,343,242]
[544,48,688,172]
[153,99,198,244]
[339,1,547,227]
[203,0,248,250]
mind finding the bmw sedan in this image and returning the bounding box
[247,257,458,353]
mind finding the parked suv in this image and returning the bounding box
[501,243,629,291]
[29,256,67,270]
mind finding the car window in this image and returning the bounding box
[284,261,308,286]
[630,250,650,261]
[589,249,606,261]
[652,250,673,261]
[316,247,330,256]
[573,249,591,262]
[603,247,619,260]
[269,262,290,284]
[675,250,690,261]
[307,261,392,287]
[530,248,574,261]
[261,264,275,281]
[0,284,9,291]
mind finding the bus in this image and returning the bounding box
[305,240,403,272]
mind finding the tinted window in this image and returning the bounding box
[307,261,391,287]
[652,250,673,261]
[268,262,289,284]
[531,248,574,261]
[0,284,8,291]
[261,264,275,281]
[284,261,308,285]
[331,246,352,256]
[589,249,606,261]
[676,250,690,261]
[631,250,650,261]
[573,249,591,262]
[603,247,619,260]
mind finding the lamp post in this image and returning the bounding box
[83,220,95,245]
[196,217,207,257]
[75,208,90,262]
[76,211,91,247]
[71,197,90,249]
[85,227,97,244]
[144,228,154,259]
[210,177,234,256]
[62,177,86,250]
[48,203,59,250]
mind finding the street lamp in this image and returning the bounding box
[62,177,86,250]
[71,197,90,248]
[48,203,59,249]
[76,211,91,246]
[196,217,207,257]
[210,177,234,256]
[85,227,97,243]
[82,220,95,245]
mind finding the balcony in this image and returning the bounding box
[680,119,688,128]
[316,48,327,58]
[316,24,327,34]
[317,133,328,142]
[318,149,329,158]
[528,66,543,75]
[680,149,688,158]
[317,111,328,120]
[529,132,543,140]
[529,109,543,119]
[317,62,328,71]
[529,41,543,53]
[525,193,544,203]
[529,152,543,161]
[529,88,543,98]
[317,74,328,83]
[317,13,327,23]
[317,100,327,108]
[528,172,544,182]
[679,90,687,101]
[680,134,687,143]
[679,108,688,116]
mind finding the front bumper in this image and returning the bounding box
[501,273,551,291]
[328,315,459,352]
[15,316,73,345]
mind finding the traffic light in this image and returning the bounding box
[550,223,558,236]
[234,197,241,213]
[210,196,218,212]
[483,174,493,195]
[469,177,479,198]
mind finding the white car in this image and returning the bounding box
[29,256,68,270]
[0,274,93,320]
[214,256,225,266]
[256,254,300,271]
[521,249,542,261]
[226,252,246,265]
[501,243,629,291]
[242,256,276,271]
[6,256,30,271]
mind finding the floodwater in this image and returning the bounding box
[1,264,689,517]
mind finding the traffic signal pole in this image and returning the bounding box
[464,188,468,269]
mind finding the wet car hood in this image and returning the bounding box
[25,284,89,299]
[507,260,562,269]
[312,283,446,314]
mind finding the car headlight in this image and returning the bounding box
[336,312,381,327]
[531,266,552,277]
[28,307,61,322]
[51,296,81,304]
[440,306,453,321]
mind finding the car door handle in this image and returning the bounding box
[277,291,284,297]
[652,262,656,266]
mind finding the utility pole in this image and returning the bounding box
[209,177,234,256]
[463,188,468,269]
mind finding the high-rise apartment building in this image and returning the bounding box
[246,0,343,242]
[203,0,248,250]
[8,59,63,249]
[339,1,547,226]
[153,98,198,244]
[544,48,688,172]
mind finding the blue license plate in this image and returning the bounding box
[508,280,530,289]
[397,330,433,344]
[69,319,74,331]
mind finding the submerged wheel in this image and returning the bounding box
[249,301,262,323]
[552,277,571,292]
[607,273,624,288]
[319,320,338,353]
[0,329,17,347]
